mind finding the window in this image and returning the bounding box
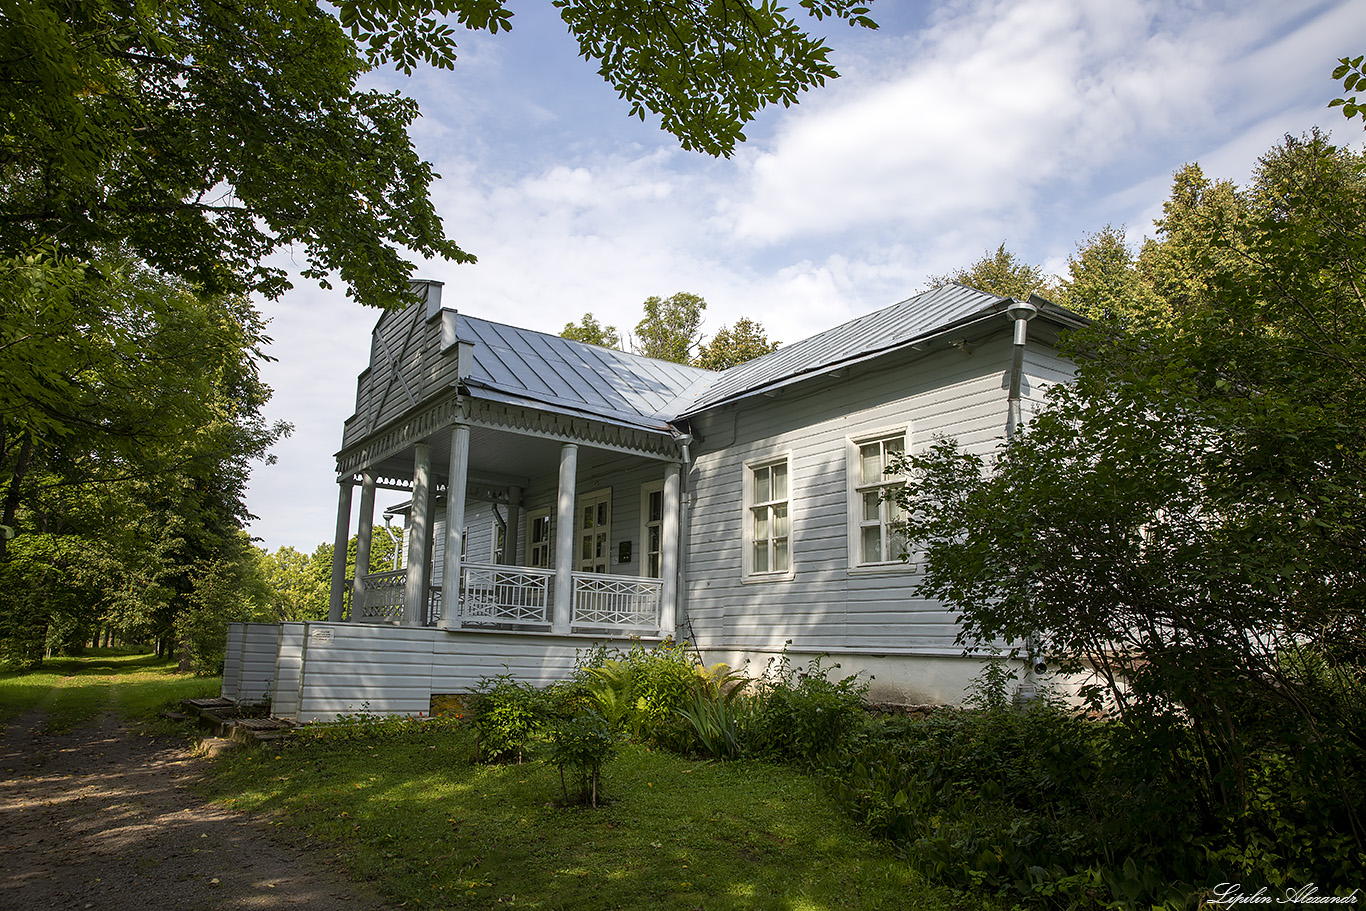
[849,431,909,568]
[745,457,790,577]
[527,511,552,568]
[491,519,505,563]
[640,481,664,578]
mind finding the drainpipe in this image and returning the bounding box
[1005,298,1038,441]
[1006,298,1041,704]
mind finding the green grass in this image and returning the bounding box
[0,649,221,732]
[203,719,988,911]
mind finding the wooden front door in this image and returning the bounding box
[576,488,612,574]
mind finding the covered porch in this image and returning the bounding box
[327,390,687,641]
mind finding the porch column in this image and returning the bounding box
[350,470,377,617]
[404,442,432,626]
[553,443,578,635]
[439,424,471,630]
[503,486,522,565]
[327,478,354,622]
[659,463,681,636]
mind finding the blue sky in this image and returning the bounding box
[246,0,1366,553]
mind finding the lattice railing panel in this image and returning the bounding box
[571,571,661,628]
[358,569,405,622]
[460,562,552,626]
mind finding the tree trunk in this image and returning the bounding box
[0,430,34,563]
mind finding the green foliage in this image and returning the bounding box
[576,640,697,746]
[891,130,1366,884]
[676,662,758,760]
[1053,226,1165,325]
[547,708,618,806]
[633,292,708,364]
[470,673,551,763]
[1330,54,1365,122]
[694,317,782,371]
[930,243,1057,301]
[560,313,622,349]
[752,649,868,765]
[553,0,879,157]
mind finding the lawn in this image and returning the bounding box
[0,649,221,731]
[202,718,984,911]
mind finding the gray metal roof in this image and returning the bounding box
[674,284,1051,416]
[458,314,716,434]
[455,285,1080,432]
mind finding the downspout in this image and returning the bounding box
[1005,298,1038,441]
[1005,298,1042,703]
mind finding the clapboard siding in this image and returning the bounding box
[271,623,306,718]
[343,299,463,451]
[222,623,245,699]
[237,623,281,702]
[682,335,1066,655]
[287,624,662,721]
[296,623,436,720]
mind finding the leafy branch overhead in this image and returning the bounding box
[1330,54,1365,123]
[5,0,877,310]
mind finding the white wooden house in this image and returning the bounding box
[223,281,1083,721]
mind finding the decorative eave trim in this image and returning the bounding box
[335,393,680,478]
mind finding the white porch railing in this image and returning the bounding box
[458,562,554,628]
[355,569,405,622]
[571,570,662,629]
[352,562,664,631]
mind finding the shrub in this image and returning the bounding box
[676,662,757,760]
[547,708,618,807]
[470,674,549,763]
[753,649,869,765]
[575,640,696,746]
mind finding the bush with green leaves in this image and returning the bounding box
[470,674,552,764]
[676,662,758,760]
[752,649,869,765]
[574,640,696,746]
[546,708,619,807]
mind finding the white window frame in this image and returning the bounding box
[527,509,553,569]
[639,480,664,578]
[742,453,793,581]
[846,427,911,573]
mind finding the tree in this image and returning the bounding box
[1053,225,1165,324]
[890,132,1366,870]
[4,0,878,309]
[561,314,622,349]
[929,243,1056,300]
[695,317,781,370]
[633,292,708,363]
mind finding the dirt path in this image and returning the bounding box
[0,707,393,911]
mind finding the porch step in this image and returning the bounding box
[229,717,297,744]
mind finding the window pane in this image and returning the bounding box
[648,553,661,577]
[649,491,663,522]
[773,537,789,572]
[649,526,660,550]
[597,502,608,526]
[862,490,881,522]
[595,532,606,558]
[860,442,882,485]
[752,507,768,541]
[885,435,904,461]
[772,503,788,538]
[754,466,770,503]
[890,526,909,562]
[772,462,787,501]
[753,541,769,573]
[582,505,593,528]
[581,537,591,560]
[862,525,882,563]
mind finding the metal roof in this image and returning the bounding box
[457,314,715,434]
[454,285,1081,432]
[673,284,1056,416]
